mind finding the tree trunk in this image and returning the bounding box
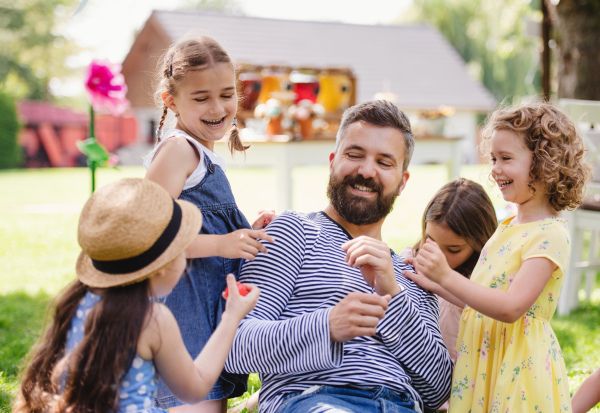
[552,0,600,99]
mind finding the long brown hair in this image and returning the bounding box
[414,178,498,278]
[14,279,151,413]
[155,36,248,156]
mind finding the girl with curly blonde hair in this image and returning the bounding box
[404,101,592,412]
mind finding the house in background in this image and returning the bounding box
[122,10,496,164]
[17,100,137,168]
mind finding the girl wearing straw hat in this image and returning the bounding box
[14,178,259,413]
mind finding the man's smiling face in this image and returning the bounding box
[327,121,410,226]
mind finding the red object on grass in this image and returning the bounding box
[224,282,248,298]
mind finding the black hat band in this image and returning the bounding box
[92,199,182,274]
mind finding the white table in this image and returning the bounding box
[215,136,462,212]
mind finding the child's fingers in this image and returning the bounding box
[225,273,237,290]
[247,229,276,245]
[244,238,267,256]
[402,269,415,280]
[245,284,260,302]
[222,274,238,298]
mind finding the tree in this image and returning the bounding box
[398,0,543,102]
[182,0,244,14]
[547,0,600,99]
[0,0,78,101]
[0,92,22,168]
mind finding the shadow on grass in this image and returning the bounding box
[0,291,53,412]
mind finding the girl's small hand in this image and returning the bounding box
[222,274,259,322]
[252,210,277,230]
[402,267,440,294]
[414,239,453,284]
[220,229,275,260]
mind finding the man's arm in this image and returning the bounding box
[225,212,343,374]
[378,269,453,409]
[342,236,452,409]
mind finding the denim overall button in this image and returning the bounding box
[208,163,216,174]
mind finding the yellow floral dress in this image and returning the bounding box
[449,216,572,413]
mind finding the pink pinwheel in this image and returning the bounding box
[79,59,129,193]
[85,59,129,116]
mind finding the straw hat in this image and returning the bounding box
[76,178,202,288]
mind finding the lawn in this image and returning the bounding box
[1,165,599,412]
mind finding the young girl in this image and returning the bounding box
[402,178,497,411]
[403,178,497,358]
[405,102,593,412]
[13,178,259,413]
[144,36,274,412]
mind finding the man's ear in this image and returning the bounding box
[161,92,177,113]
[396,170,410,196]
[329,152,335,170]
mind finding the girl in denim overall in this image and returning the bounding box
[145,36,275,413]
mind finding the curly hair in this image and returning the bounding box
[480,101,593,211]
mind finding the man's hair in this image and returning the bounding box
[335,100,415,171]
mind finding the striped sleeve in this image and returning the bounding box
[377,263,453,409]
[225,212,344,374]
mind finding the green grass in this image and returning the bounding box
[1,165,599,412]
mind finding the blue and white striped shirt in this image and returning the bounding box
[225,211,452,412]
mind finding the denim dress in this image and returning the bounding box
[155,153,251,409]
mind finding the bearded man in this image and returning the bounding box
[225,100,452,413]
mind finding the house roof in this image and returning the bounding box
[18,100,88,127]
[147,10,496,112]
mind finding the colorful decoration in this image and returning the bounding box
[288,99,325,140]
[239,72,262,110]
[318,70,353,113]
[85,60,129,116]
[290,71,319,104]
[254,99,284,136]
[78,59,129,193]
[258,67,291,104]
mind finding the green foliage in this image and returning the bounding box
[0,0,78,100]
[0,91,22,169]
[399,0,543,102]
[182,0,244,14]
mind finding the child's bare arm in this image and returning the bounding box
[572,366,600,413]
[412,239,553,323]
[145,138,198,199]
[145,275,259,405]
[185,230,275,261]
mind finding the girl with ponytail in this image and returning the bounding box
[144,36,274,413]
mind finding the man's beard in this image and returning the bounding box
[326,171,399,226]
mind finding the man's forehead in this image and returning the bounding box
[338,122,406,158]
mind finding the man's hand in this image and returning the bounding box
[341,236,401,297]
[329,292,391,342]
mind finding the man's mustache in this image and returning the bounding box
[340,175,383,195]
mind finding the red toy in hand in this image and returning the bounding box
[224,282,248,298]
